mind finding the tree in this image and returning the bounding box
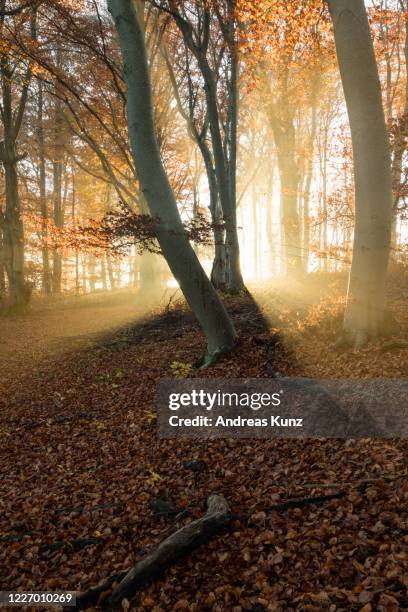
[157,0,245,293]
[0,3,36,309]
[36,79,51,294]
[237,0,327,276]
[327,0,393,346]
[161,37,227,289]
[107,0,236,361]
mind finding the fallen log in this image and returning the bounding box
[72,494,231,610]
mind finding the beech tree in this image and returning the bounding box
[0,2,36,309]
[327,0,393,346]
[155,0,245,293]
[107,0,237,361]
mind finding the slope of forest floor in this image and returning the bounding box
[0,271,407,611]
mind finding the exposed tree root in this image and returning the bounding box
[196,345,235,368]
[71,494,232,610]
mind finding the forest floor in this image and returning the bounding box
[0,270,407,611]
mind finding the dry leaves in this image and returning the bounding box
[0,276,407,610]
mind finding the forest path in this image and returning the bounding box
[0,278,406,607]
[0,290,156,392]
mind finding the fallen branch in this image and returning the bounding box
[72,494,231,610]
[40,537,105,555]
[380,341,408,353]
[267,492,346,512]
[54,501,123,515]
[107,494,231,607]
[72,571,128,610]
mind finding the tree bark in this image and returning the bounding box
[390,5,408,253]
[107,494,231,608]
[171,5,244,293]
[302,76,319,273]
[2,154,25,308]
[72,494,231,611]
[269,111,301,276]
[0,223,6,305]
[328,0,393,344]
[37,80,51,295]
[198,137,226,289]
[0,25,31,310]
[107,254,116,290]
[108,0,236,359]
[100,256,108,291]
[162,41,227,289]
[52,75,64,294]
[88,254,96,292]
[225,8,243,292]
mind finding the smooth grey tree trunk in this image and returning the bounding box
[162,41,227,289]
[199,53,243,293]
[107,0,236,359]
[170,5,244,293]
[198,138,226,289]
[328,0,393,344]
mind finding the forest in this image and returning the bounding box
[0,0,407,610]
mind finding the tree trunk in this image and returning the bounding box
[107,255,116,290]
[3,157,25,308]
[270,112,301,276]
[52,96,64,294]
[328,0,393,344]
[302,77,319,273]
[139,251,164,299]
[88,254,96,292]
[163,37,227,290]
[0,96,25,309]
[322,126,328,272]
[173,4,244,294]
[265,158,275,276]
[252,183,259,280]
[205,68,243,293]
[0,224,6,306]
[139,190,166,298]
[390,8,408,253]
[225,21,244,293]
[196,137,226,290]
[3,154,26,310]
[0,7,36,310]
[81,255,87,293]
[100,256,108,291]
[37,80,51,295]
[108,0,236,360]
[277,152,301,275]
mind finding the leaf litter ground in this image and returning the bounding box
[0,272,407,611]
